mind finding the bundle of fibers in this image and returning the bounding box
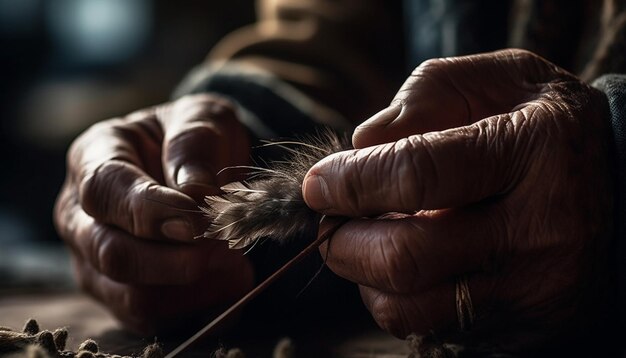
[0,319,162,358]
[0,319,296,358]
[202,130,350,249]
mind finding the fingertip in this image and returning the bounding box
[302,174,333,212]
[161,218,194,241]
[353,104,402,148]
[175,163,220,202]
[175,163,215,189]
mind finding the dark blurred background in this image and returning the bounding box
[0,0,255,292]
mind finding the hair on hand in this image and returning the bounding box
[202,129,350,249]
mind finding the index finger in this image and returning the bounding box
[157,94,250,202]
[353,49,573,148]
[70,113,202,241]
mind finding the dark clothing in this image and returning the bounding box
[176,0,626,132]
[594,75,626,333]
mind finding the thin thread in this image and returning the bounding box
[165,217,348,358]
[295,218,345,299]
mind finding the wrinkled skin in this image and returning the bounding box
[303,49,615,350]
[54,94,254,334]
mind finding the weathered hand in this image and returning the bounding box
[54,94,254,333]
[303,49,614,349]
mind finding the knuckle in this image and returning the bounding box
[123,106,158,124]
[78,172,100,218]
[415,57,448,76]
[397,58,450,107]
[476,115,512,153]
[78,118,127,150]
[80,119,115,139]
[172,94,237,123]
[53,182,75,239]
[404,59,447,87]
[78,160,125,219]
[65,120,114,172]
[167,122,219,149]
[503,48,536,61]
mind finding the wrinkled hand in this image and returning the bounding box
[54,94,254,333]
[303,49,614,349]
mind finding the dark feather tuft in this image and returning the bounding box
[202,130,350,249]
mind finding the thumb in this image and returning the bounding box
[303,113,528,217]
[158,94,250,202]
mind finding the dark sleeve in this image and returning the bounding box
[172,0,405,138]
[172,63,351,139]
[592,74,626,330]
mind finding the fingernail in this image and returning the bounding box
[161,218,193,241]
[176,163,214,187]
[303,175,332,211]
[358,104,402,128]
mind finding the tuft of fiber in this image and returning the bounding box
[407,334,457,358]
[35,331,56,354]
[272,337,294,358]
[213,347,228,358]
[140,343,163,358]
[225,348,246,358]
[212,340,295,358]
[213,347,246,358]
[53,328,68,351]
[23,319,39,335]
[78,339,99,353]
[203,130,350,249]
[0,320,165,358]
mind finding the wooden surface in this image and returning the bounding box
[0,292,410,357]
